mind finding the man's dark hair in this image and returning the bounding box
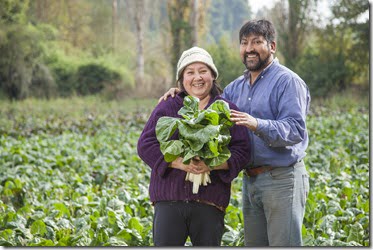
[239,19,276,44]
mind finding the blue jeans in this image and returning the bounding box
[242,161,309,246]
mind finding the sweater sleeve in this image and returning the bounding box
[216,101,251,183]
[137,101,175,178]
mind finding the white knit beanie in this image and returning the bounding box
[176,46,218,81]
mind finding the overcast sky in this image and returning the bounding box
[248,0,369,24]
[248,0,331,18]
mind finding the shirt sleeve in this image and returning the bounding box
[137,101,172,178]
[222,81,234,100]
[254,76,310,147]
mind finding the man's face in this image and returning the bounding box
[239,34,275,72]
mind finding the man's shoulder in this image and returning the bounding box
[274,62,304,82]
[271,63,308,91]
[225,74,246,89]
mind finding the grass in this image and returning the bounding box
[1,85,368,113]
[0,96,159,118]
[310,87,369,112]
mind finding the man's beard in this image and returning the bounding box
[244,51,271,72]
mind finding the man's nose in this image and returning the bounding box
[246,42,254,52]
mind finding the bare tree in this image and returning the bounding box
[134,0,145,90]
[168,0,193,81]
[270,0,317,68]
[35,0,46,21]
[112,0,118,51]
[191,0,199,45]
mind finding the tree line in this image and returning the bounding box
[0,0,369,100]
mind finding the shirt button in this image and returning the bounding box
[269,144,272,146]
[248,97,251,101]
[261,76,263,78]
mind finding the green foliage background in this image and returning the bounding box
[0,0,369,99]
[0,96,369,246]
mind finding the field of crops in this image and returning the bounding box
[0,97,369,246]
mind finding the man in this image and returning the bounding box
[160,19,310,246]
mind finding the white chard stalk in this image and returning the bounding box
[185,172,211,194]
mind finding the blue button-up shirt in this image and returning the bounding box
[222,58,311,167]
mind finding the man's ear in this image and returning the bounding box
[270,41,276,54]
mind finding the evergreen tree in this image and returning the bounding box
[207,0,252,43]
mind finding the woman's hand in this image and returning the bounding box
[170,157,210,174]
[158,88,181,103]
[230,109,258,131]
[191,158,210,174]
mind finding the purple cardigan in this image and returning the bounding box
[137,92,251,210]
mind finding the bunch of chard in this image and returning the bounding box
[156,96,233,193]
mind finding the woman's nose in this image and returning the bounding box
[194,73,202,79]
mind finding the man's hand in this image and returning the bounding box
[230,109,258,131]
[158,87,181,103]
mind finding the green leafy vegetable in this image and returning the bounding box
[156,96,233,168]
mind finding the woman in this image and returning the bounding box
[137,46,250,246]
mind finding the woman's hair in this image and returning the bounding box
[177,65,222,98]
[239,19,276,44]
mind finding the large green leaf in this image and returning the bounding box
[160,140,184,162]
[30,220,47,236]
[128,217,143,234]
[54,203,70,218]
[155,117,179,142]
[182,150,198,164]
[197,141,219,159]
[194,109,220,126]
[0,229,14,241]
[178,123,220,147]
[178,96,199,119]
[206,140,219,157]
[209,100,233,127]
[204,147,231,167]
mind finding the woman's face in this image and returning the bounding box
[182,62,215,101]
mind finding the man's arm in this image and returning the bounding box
[231,77,310,147]
[158,88,181,103]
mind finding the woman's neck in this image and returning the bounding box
[198,95,211,110]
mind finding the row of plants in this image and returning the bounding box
[0,98,369,246]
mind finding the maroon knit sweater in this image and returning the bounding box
[137,92,251,210]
